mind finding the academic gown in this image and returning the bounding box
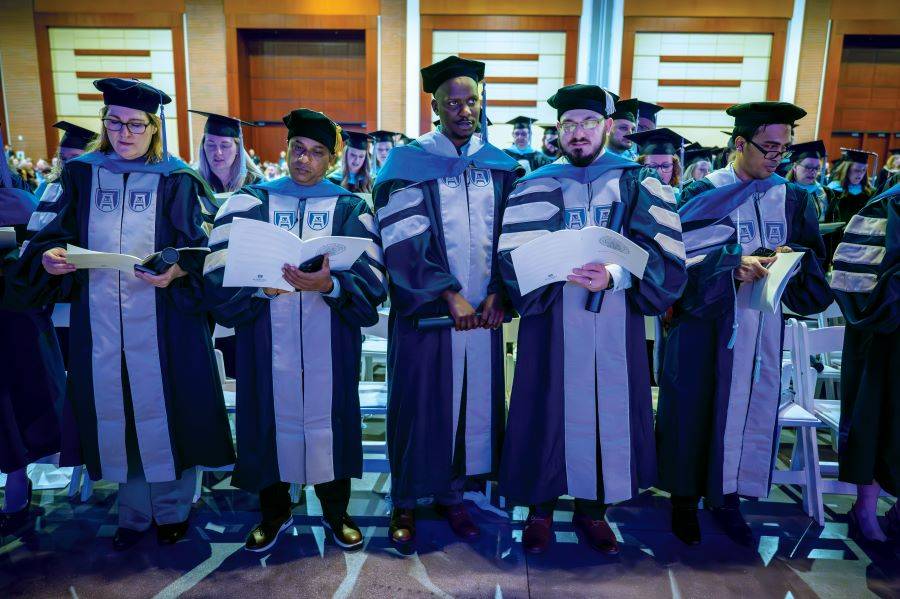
[203,176,386,492]
[827,183,872,224]
[504,147,552,174]
[0,183,68,473]
[5,151,235,483]
[830,183,900,495]
[656,167,833,505]
[496,155,688,505]
[373,130,522,501]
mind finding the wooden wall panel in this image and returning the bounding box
[624,1,792,19]
[33,12,189,160]
[35,0,184,12]
[224,0,380,16]
[419,15,580,134]
[421,0,581,16]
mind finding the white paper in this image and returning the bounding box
[511,226,650,295]
[222,217,371,291]
[0,227,16,250]
[66,244,141,273]
[749,251,805,313]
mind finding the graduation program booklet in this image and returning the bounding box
[511,225,649,295]
[0,227,16,250]
[748,251,805,313]
[222,216,370,291]
[65,244,210,274]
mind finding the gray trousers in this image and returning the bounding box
[117,468,197,531]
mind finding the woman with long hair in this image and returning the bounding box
[626,128,687,205]
[329,131,373,194]
[827,150,874,222]
[6,78,234,551]
[190,110,263,197]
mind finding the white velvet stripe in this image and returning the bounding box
[683,223,733,253]
[365,241,384,265]
[203,248,228,275]
[654,232,686,260]
[844,215,886,237]
[833,242,886,266]
[830,270,877,293]
[376,187,424,224]
[686,254,707,267]
[208,223,232,247]
[214,193,262,221]
[507,179,561,199]
[498,229,550,252]
[641,177,677,205]
[381,214,430,250]
[648,204,682,232]
[26,210,58,232]
[358,212,379,236]
[38,183,63,204]
[502,201,560,226]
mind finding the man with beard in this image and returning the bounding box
[606,97,638,160]
[373,55,522,547]
[539,125,560,162]
[497,84,687,555]
[656,102,833,546]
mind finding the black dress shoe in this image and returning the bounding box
[113,527,146,551]
[709,505,753,546]
[389,508,415,546]
[156,519,190,545]
[672,507,701,546]
[322,512,364,550]
[884,505,900,540]
[0,478,33,537]
[244,515,294,553]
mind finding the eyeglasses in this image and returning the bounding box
[103,118,150,134]
[796,163,822,174]
[645,162,674,173]
[746,139,791,161]
[559,119,602,134]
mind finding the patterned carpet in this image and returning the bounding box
[1,467,898,599]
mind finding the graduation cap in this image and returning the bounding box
[282,108,340,154]
[188,110,257,138]
[625,128,690,155]
[539,124,558,136]
[421,56,485,93]
[53,121,96,150]
[506,116,538,129]
[637,101,663,124]
[548,84,616,119]
[342,130,371,150]
[725,101,806,129]
[683,143,715,165]
[94,77,170,113]
[611,98,639,123]
[841,148,872,165]
[369,130,397,144]
[789,140,827,162]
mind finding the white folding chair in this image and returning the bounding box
[771,319,828,524]
[814,302,844,400]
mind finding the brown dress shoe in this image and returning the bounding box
[573,513,619,555]
[522,513,553,554]
[322,513,363,550]
[389,507,415,545]
[436,502,480,541]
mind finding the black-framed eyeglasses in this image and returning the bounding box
[103,118,149,134]
[746,138,791,161]
[645,162,674,172]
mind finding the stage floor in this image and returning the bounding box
[1,472,898,599]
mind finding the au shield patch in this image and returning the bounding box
[127,190,152,212]
[565,207,587,230]
[95,189,120,212]
[274,211,297,230]
[307,211,329,231]
[764,221,786,246]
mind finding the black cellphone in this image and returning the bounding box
[298,254,325,273]
[751,247,777,258]
[133,263,161,276]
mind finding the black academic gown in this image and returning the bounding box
[830,184,900,495]
[5,152,235,483]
